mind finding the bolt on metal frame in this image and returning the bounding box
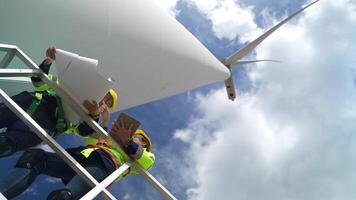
[0,44,177,200]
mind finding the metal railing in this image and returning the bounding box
[0,44,177,200]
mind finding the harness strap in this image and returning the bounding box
[26,92,43,116]
[53,93,66,135]
[40,87,66,136]
[96,139,132,177]
[27,98,40,116]
[86,144,119,169]
[85,139,132,177]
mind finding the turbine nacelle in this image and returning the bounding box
[222,60,280,100]
[220,0,320,101]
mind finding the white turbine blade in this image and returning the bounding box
[0,0,230,111]
[232,59,280,66]
[224,0,320,66]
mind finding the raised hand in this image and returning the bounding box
[109,119,132,147]
[83,100,100,117]
[44,47,56,65]
[100,101,110,126]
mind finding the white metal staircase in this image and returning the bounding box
[0,44,177,200]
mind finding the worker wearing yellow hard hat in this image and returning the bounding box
[64,88,118,136]
[0,45,121,160]
[0,48,118,159]
[99,89,118,112]
[133,129,152,152]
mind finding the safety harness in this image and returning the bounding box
[81,139,131,177]
[27,75,66,137]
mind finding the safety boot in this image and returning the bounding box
[47,189,74,200]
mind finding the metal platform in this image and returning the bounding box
[0,44,177,200]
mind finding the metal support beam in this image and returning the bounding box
[0,50,15,68]
[81,161,133,200]
[0,69,41,77]
[132,163,177,200]
[0,192,7,200]
[0,89,116,200]
[0,44,17,51]
[0,44,177,200]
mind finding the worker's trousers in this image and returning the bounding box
[0,149,112,200]
[0,91,57,158]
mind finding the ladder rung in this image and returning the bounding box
[0,69,41,77]
[0,44,17,51]
[81,161,133,200]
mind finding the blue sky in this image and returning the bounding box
[1,0,356,199]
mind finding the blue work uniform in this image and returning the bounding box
[0,60,60,157]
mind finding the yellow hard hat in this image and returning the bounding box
[108,89,118,111]
[133,129,152,152]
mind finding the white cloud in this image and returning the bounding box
[153,0,180,17]
[174,0,356,199]
[123,194,131,200]
[185,0,262,42]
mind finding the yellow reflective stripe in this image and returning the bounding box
[80,148,97,158]
[34,84,50,91]
[33,73,60,91]
[35,93,43,100]
[65,126,78,135]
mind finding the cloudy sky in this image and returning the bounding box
[151,0,356,200]
[1,0,356,199]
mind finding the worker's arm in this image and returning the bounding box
[76,100,109,137]
[109,120,155,170]
[125,142,155,170]
[135,149,155,170]
[123,141,155,171]
[31,48,56,90]
[100,102,110,127]
[125,140,144,159]
[76,118,105,136]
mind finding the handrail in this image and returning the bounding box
[0,191,7,200]
[0,44,177,200]
[0,89,117,200]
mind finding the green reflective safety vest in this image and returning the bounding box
[81,137,155,180]
[27,74,66,136]
[33,74,57,92]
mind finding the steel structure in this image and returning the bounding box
[0,44,177,200]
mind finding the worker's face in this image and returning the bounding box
[132,135,148,148]
[100,93,113,108]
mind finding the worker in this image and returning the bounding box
[0,47,118,158]
[0,117,155,200]
[66,88,118,136]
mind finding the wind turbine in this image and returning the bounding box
[220,0,320,100]
[0,0,320,109]
[0,0,321,199]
